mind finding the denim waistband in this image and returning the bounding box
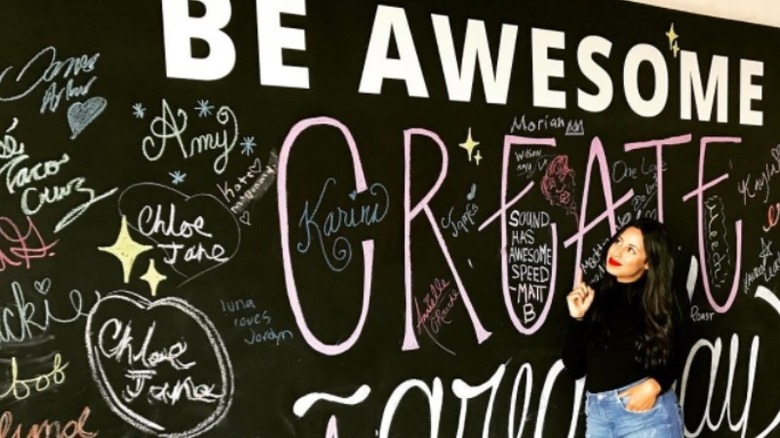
[586,378,650,400]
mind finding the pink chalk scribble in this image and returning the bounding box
[540,155,579,223]
[0,216,58,271]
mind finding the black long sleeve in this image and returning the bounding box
[561,317,588,379]
[559,279,688,393]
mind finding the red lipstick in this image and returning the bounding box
[608,257,622,267]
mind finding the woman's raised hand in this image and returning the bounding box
[566,282,594,320]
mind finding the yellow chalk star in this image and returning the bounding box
[474,150,483,165]
[672,41,680,58]
[459,128,480,161]
[99,216,153,283]
[666,23,679,49]
[140,259,167,297]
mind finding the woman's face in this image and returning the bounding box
[605,226,649,283]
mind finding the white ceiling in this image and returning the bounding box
[624,0,780,28]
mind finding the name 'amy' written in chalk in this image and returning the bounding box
[220,298,294,346]
[0,119,117,233]
[141,99,238,175]
[297,178,389,272]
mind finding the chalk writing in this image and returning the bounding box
[244,327,294,346]
[0,118,117,233]
[0,216,57,272]
[217,150,278,215]
[743,238,780,292]
[413,278,460,354]
[680,335,758,437]
[704,195,732,288]
[86,291,233,436]
[580,236,610,282]
[690,305,715,322]
[141,99,238,174]
[119,183,241,284]
[507,210,554,327]
[510,114,584,136]
[514,151,553,178]
[294,360,584,438]
[218,297,294,346]
[0,353,68,401]
[297,177,389,272]
[217,158,264,203]
[0,279,96,345]
[0,46,100,114]
[609,156,662,227]
[0,406,97,438]
[610,156,667,183]
[736,144,780,204]
[43,77,98,114]
[440,202,479,237]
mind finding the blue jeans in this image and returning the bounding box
[585,380,683,437]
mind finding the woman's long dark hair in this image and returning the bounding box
[588,218,675,368]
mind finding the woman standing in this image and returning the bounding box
[562,219,689,437]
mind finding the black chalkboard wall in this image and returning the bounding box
[1,0,779,437]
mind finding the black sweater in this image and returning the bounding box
[561,277,689,393]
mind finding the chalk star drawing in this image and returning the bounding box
[241,136,257,156]
[459,128,480,161]
[132,103,146,119]
[666,23,680,57]
[759,238,773,258]
[195,99,215,118]
[474,150,483,165]
[99,216,153,283]
[169,170,187,185]
[140,259,167,297]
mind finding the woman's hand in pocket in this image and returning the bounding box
[618,379,662,412]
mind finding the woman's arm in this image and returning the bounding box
[561,317,588,379]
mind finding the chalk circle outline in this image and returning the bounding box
[85,291,234,437]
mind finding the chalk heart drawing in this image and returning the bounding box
[34,278,52,295]
[68,96,107,139]
[85,291,234,437]
[239,211,251,226]
[118,182,242,285]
